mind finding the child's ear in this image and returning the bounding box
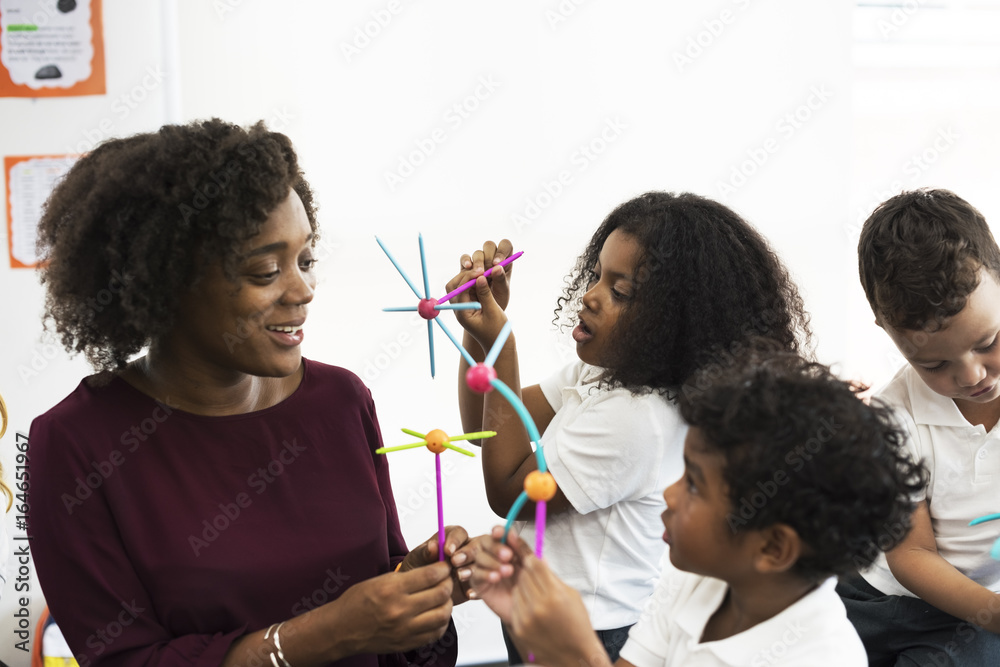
[753,524,801,574]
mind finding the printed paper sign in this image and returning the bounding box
[5,155,78,268]
[0,0,104,97]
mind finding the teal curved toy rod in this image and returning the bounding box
[970,513,1000,560]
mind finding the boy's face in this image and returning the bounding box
[881,270,1000,410]
[661,428,757,579]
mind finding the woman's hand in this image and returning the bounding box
[399,525,474,605]
[320,561,454,657]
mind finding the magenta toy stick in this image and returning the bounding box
[437,251,524,304]
[436,453,445,561]
[535,499,546,558]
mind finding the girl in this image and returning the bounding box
[447,191,810,661]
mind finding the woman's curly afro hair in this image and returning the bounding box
[680,346,929,581]
[37,118,318,374]
[554,192,810,396]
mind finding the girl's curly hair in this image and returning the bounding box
[37,118,318,374]
[680,347,929,581]
[553,192,810,397]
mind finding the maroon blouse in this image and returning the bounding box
[28,359,457,667]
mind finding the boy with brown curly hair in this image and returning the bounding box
[839,188,1000,666]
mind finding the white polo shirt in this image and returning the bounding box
[860,364,1000,597]
[620,561,866,667]
[518,361,686,630]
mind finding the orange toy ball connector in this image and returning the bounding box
[524,470,557,501]
[425,429,449,454]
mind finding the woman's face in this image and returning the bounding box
[166,188,317,379]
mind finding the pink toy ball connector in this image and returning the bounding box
[466,363,497,394]
[417,298,440,320]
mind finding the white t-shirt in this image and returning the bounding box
[861,364,1000,597]
[620,561,866,667]
[518,361,686,629]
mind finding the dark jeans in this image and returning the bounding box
[501,622,632,665]
[836,574,1000,667]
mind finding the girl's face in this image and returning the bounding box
[166,188,317,379]
[573,229,642,367]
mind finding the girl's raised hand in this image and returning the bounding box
[458,239,514,311]
[445,240,514,349]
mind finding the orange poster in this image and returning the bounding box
[0,0,104,97]
[5,155,77,268]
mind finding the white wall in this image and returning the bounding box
[0,1,997,665]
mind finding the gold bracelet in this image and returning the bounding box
[264,622,292,667]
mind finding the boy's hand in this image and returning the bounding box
[508,540,605,665]
[399,525,473,605]
[468,526,521,624]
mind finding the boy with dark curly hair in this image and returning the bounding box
[839,189,1000,665]
[467,350,926,667]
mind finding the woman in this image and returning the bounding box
[29,119,465,667]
